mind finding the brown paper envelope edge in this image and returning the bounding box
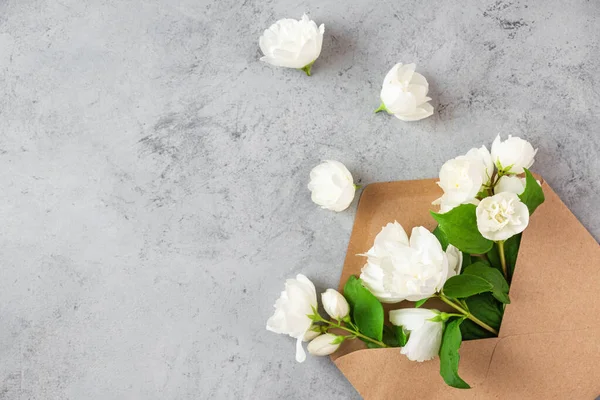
[332,178,600,399]
[334,328,600,400]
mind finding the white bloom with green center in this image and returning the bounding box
[491,134,537,174]
[476,192,530,241]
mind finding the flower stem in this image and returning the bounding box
[439,294,499,335]
[374,102,387,113]
[299,61,314,76]
[497,240,508,280]
[322,319,388,348]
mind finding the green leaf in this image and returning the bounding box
[518,168,545,215]
[460,293,504,340]
[439,317,470,389]
[343,276,384,341]
[414,298,429,308]
[463,262,510,304]
[486,243,502,272]
[432,225,449,251]
[379,324,407,348]
[431,204,493,254]
[443,274,493,298]
[396,326,409,347]
[461,252,472,270]
[381,325,400,347]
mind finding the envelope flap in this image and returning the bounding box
[334,328,600,399]
[500,181,600,336]
[338,179,441,292]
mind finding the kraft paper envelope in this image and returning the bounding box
[331,178,600,399]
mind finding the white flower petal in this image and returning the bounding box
[295,336,307,362]
[495,175,527,195]
[394,102,434,121]
[401,320,444,362]
[389,308,437,330]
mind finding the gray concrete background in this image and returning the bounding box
[0,0,599,399]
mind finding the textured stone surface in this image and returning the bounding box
[0,0,598,398]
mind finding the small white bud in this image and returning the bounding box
[307,333,343,356]
[321,289,350,320]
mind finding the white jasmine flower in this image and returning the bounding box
[377,63,433,121]
[491,135,537,174]
[307,333,343,356]
[433,146,492,212]
[359,222,457,303]
[476,192,530,241]
[389,308,444,362]
[259,14,324,75]
[308,160,355,212]
[321,289,350,320]
[266,274,318,362]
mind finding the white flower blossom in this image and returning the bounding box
[378,63,433,121]
[266,274,318,362]
[476,192,530,241]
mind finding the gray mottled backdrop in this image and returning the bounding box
[0,0,598,399]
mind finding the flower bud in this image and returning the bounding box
[302,328,321,342]
[307,333,343,356]
[321,289,350,320]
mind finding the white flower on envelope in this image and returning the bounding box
[476,192,530,241]
[359,222,462,303]
[491,134,537,174]
[433,146,493,213]
[379,63,434,121]
[389,308,444,362]
[266,274,318,362]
